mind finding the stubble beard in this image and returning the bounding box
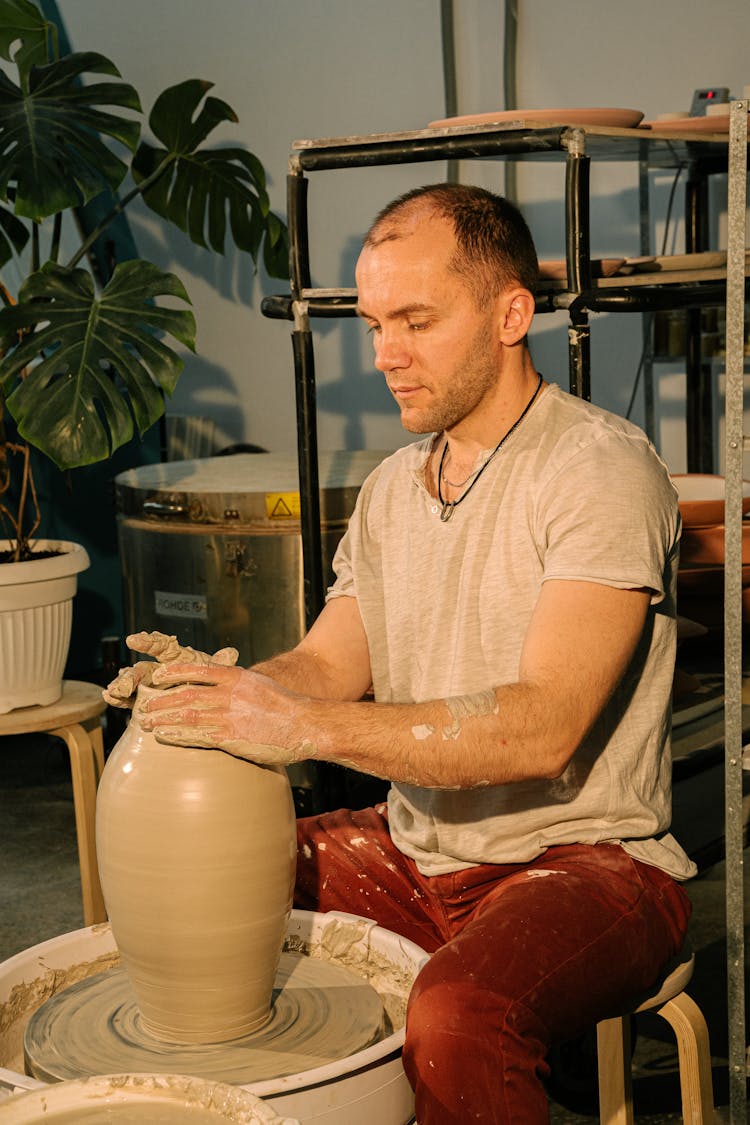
[398,323,500,436]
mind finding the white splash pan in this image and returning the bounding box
[0,1072,300,1123]
[0,910,429,1125]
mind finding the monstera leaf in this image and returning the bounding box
[0,0,52,84]
[0,203,29,266]
[132,79,288,277]
[0,50,141,222]
[0,260,195,470]
[0,0,289,546]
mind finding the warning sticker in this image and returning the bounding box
[265,492,301,519]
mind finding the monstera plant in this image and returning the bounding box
[0,0,289,563]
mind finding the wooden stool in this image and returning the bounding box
[596,945,715,1124]
[0,681,107,926]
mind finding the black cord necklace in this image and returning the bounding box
[437,373,543,523]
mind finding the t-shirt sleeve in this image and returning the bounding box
[327,522,356,600]
[535,431,680,604]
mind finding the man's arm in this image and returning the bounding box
[251,596,373,701]
[142,579,652,789]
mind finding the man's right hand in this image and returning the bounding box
[103,630,239,710]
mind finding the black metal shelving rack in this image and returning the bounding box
[262,118,749,627]
[263,117,750,1109]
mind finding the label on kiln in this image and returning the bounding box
[155,590,208,620]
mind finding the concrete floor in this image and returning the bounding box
[0,720,748,1121]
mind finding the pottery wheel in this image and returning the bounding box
[24,952,388,1086]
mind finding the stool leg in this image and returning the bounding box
[87,716,105,778]
[52,721,107,927]
[657,992,715,1124]
[597,1014,634,1125]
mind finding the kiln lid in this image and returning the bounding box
[115,450,391,526]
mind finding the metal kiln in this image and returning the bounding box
[114,451,388,666]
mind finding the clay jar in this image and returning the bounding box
[95,685,297,1044]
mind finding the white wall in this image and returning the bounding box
[55,0,750,471]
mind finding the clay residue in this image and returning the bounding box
[0,951,122,1036]
[0,950,121,1070]
[442,689,498,741]
[283,917,425,1031]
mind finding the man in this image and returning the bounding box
[115,184,695,1124]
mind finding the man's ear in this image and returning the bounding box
[500,288,535,345]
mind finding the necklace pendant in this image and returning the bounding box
[440,502,455,523]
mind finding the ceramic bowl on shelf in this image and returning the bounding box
[538,258,626,280]
[641,113,749,135]
[679,522,750,566]
[670,474,750,527]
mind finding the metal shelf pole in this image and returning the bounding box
[287,167,325,627]
[723,98,748,1125]
[564,132,592,400]
[685,170,714,472]
[638,160,656,441]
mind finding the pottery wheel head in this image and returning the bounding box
[24,952,389,1087]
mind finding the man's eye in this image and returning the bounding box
[410,322,429,331]
[365,323,380,335]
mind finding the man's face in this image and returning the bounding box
[355,217,505,435]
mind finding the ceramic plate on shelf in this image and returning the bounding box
[538,258,626,280]
[657,251,727,271]
[624,252,729,273]
[671,473,750,526]
[619,257,657,273]
[641,114,748,134]
[427,107,645,129]
[676,563,750,594]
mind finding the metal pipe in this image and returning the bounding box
[440,0,459,183]
[294,128,564,172]
[287,172,312,294]
[567,310,591,400]
[564,141,592,294]
[549,281,743,314]
[291,305,325,628]
[503,0,519,202]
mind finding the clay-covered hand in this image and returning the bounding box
[103,631,239,710]
[138,663,314,767]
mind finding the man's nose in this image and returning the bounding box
[373,329,410,373]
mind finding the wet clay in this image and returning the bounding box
[96,687,297,1043]
[0,947,121,1073]
[24,953,387,1086]
[285,917,416,1030]
[7,1109,250,1124]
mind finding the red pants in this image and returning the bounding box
[295,805,691,1125]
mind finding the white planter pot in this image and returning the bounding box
[0,540,90,713]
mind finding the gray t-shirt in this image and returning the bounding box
[328,383,695,881]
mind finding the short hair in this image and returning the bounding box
[363,183,539,306]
